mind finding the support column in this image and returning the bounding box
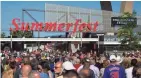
[100,1,114,33]
[120,1,133,14]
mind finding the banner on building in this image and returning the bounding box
[111,17,137,27]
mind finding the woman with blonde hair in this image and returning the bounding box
[2,61,16,78]
[121,57,131,69]
[2,69,14,78]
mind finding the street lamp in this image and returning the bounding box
[97,34,104,54]
[10,32,12,51]
[9,25,13,52]
[81,32,83,47]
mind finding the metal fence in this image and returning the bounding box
[1,3,141,37]
[45,3,141,33]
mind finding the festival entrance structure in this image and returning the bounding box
[1,3,141,54]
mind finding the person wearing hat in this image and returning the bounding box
[116,56,123,65]
[63,70,79,78]
[62,61,76,71]
[62,61,79,78]
[103,55,126,78]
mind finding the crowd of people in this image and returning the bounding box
[0,49,141,78]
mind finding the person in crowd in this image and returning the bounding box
[63,70,80,78]
[126,59,137,78]
[78,58,95,78]
[47,64,54,78]
[122,60,130,70]
[3,60,9,72]
[62,61,79,78]
[103,55,126,78]
[136,62,141,78]
[132,62,141,78]
[23,58,41,78]
[136,66,141,78]
[116,56,123,65]
[38,61,49,78]
[95,56,103,70]
[1,54,8,71]
[62,61,76,71]
[30,58,39,72]
[54,61,63,78]
[38,60,54,78]
[21,65,32,78]
[2,67,14,78]
[1,66,4,74]
[22,56,30,65]
[100,60,109,78]
[2,61,16,78]
[77,58,99,78]
[29,71,41,78]
[1,49,141,78]
[74,58,81,71]
[9,56,16,62]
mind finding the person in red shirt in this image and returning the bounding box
[74,58,81,71]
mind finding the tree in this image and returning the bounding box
[10,25,33,38]
[137,32,141,37]
[24,31,33,38]
[117,12,140,51]
[1,32,6,38]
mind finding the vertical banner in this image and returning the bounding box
[24,44,27,49]
[71,43,79,53]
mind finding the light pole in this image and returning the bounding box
[97,34,104,54]
[10,24,13,52]
[10,32,12,51]
[81,32,83,47]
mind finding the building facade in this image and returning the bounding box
[1,2,141,53]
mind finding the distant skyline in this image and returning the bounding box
[1,1,141,37]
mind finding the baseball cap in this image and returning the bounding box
[110,55,117,61]
[84,58,90,62]
[116,56,123,64]
[62,61,75,70]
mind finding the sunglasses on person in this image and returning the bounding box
[54,66,61,69]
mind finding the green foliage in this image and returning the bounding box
[1,32,6,38]
[10,26,33,38]
[117,12,140,51]
[11,31,33,38]
[137,32,141,41]
[137,32,141,35]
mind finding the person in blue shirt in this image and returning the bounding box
[38,61,50,78]
[103,55,126,78]
[40,72,49,78]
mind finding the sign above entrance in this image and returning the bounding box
[111,17,137,27]
[10,18,98,34]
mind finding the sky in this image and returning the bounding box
[1,1,141,37]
